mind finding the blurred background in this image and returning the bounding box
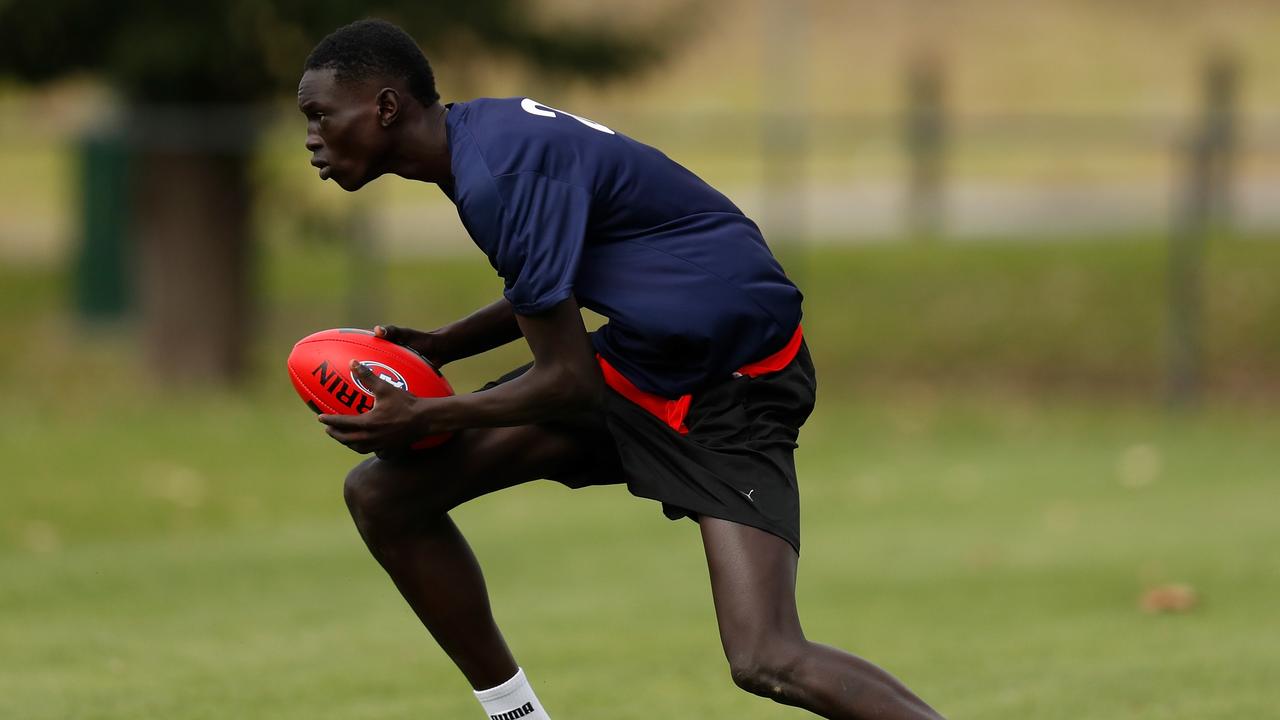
[1,1,1277,718]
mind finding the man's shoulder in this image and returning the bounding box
[453,96,612,134]
[450,97,623,180]
[449,96,521,124]
[449,97,568,152]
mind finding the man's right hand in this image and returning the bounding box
[375,325,449,368]
[375,298,525,369]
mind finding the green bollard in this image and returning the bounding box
[74,131,131,321]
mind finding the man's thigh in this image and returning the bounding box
[348,421,611,516]
[699,516,805,651]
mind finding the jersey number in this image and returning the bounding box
[520,98,615,135]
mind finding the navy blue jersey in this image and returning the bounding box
[442,97,803,398]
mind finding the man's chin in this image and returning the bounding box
[332,171,373,192]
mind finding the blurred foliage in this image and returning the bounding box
[0,0,677,102]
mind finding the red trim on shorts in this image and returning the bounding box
[596,324,804,435]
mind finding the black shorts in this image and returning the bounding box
[479,342,817,552]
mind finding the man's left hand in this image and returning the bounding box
[318,361,429,454]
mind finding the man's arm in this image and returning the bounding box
[379,297,522,367]
[429,296,603,430]
[320,297,603,453]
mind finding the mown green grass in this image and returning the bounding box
[1,241,1278,719]
[2,391,1277,719]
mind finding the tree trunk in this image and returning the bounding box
[131,119,255,385]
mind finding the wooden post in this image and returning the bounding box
[1204,51,1238,233]
[1166,52,1237,407]
[904,52,945,242]
[1167,132,1211,407]
[759,0,810,277]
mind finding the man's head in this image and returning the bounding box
[298,19,440,191]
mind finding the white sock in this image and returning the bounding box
[473,667,550,720]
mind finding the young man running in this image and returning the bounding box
[300,19,943,720]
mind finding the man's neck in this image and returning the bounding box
[390,102,451,184]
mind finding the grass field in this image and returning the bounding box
[2,241,1278,718]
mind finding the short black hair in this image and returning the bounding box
[305,19,440,106]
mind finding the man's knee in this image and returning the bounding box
[342,458,383,516]
[725,641,806,700]
[343,458,445,533]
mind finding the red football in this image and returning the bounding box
[287,328,454,449]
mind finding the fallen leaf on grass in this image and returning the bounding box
[1139,583,1199,613]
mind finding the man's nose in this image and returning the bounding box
[305,133,322,152]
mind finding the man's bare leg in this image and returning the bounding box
[701,517,944,720]
[342,424,595,690]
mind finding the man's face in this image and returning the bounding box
[297,68,386,191]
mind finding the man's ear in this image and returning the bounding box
[377,87,401,127]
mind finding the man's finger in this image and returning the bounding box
[351,360,396,397]
[318,412,365,430]
[324,424,375,453]
[325,428,376,454]
[325,424,368,445]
